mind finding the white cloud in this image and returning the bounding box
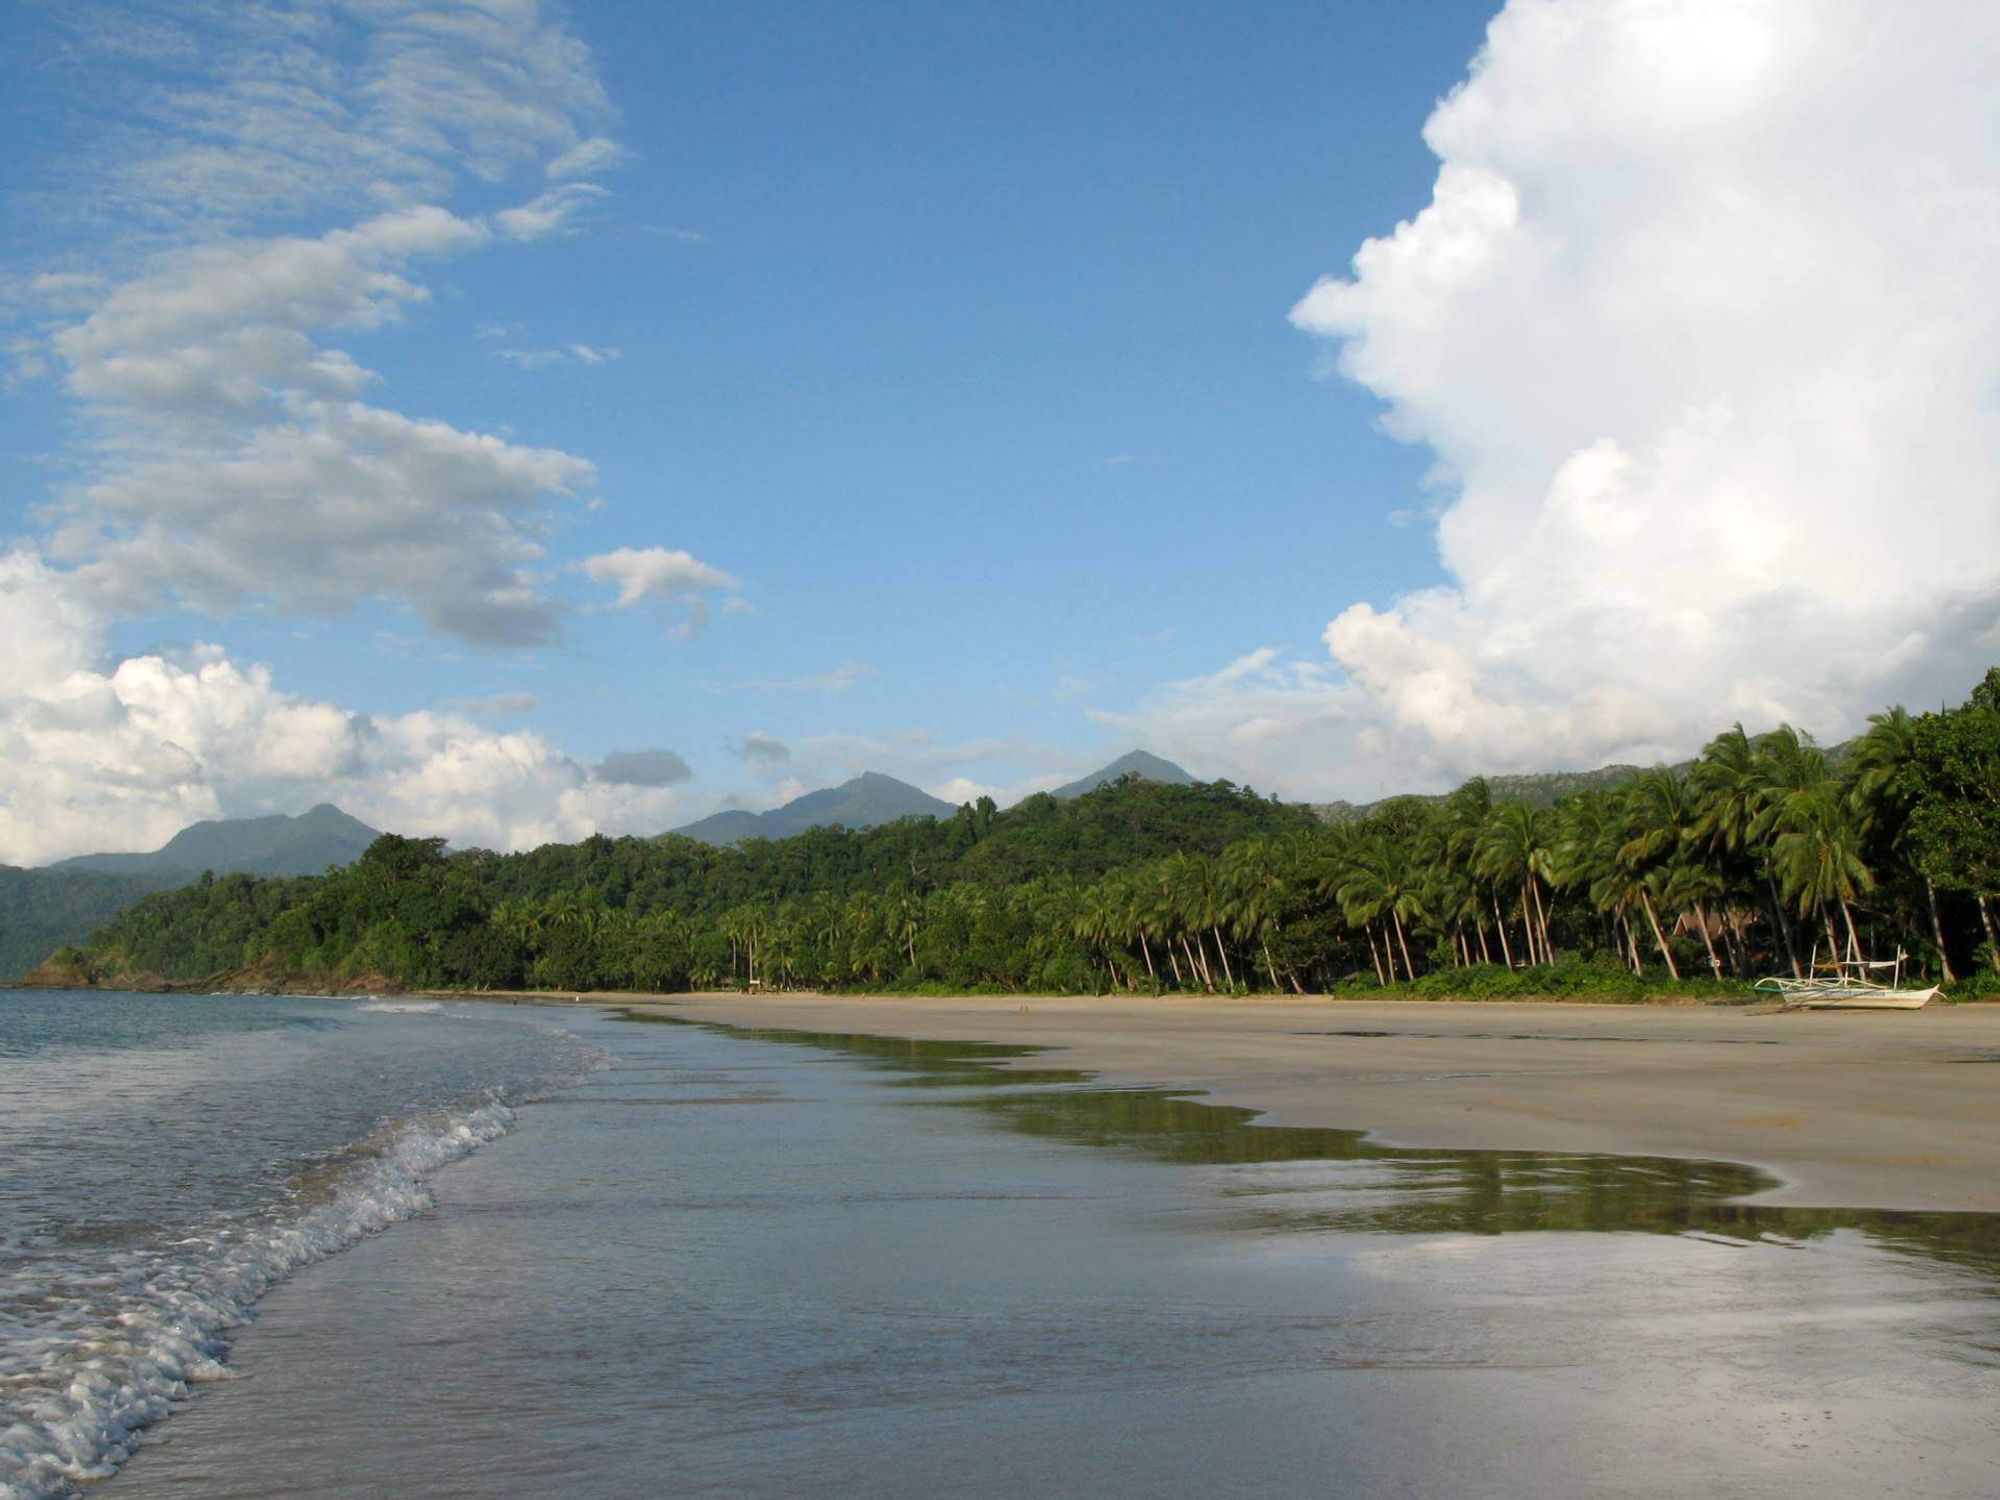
[4,7,690,652]
[582,546,738,609]
[547,135,626,179]
[1090,650,1397,801]
[745,661,876,693]
[32,182,608,649]
[1280,0,2000,782]
[495,342,620,370]
[495,183,608,241]
[0,5,750,860]
[33,1,616,243]
[0,551,693,864]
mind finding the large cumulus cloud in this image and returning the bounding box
[1282,0,2000,777]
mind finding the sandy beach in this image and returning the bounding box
[631,994,2000,1213]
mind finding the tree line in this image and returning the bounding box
[45,672,2000,999]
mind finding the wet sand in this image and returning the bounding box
[633,994,2000,1212]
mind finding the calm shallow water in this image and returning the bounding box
[95,1006,2000,1499]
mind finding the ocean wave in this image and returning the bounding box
[352,999,444,1014]
[0,1101,515,1499]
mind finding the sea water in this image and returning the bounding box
[68,1004,2000,1499]
[0,992,605,1499]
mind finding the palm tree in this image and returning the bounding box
[1222,838,1286,991]
[1441,779,1498,963]
[1475,801,1556,965]
[1852,705,1955,981]
[1617,767,1724,977]
[1336,831,1425,981]
[1771,785,1874,962]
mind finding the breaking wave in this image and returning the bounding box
[0,1010,609,1500]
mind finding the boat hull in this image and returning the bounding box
[1784,989,1938,1010]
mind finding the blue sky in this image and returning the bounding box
[1,1,1991,860]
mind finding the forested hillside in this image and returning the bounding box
[0,867,179,979]
[40,673,2000,1001]
[49,778,1313,991]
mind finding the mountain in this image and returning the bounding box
[0,866,182,980]
[674,773,956,846]
[51,803,381,878]
[1311,764,1652,823]
[3,805,382,979]
[1052,751,1198,799]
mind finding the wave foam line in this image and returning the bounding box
[0,1102,514,1500]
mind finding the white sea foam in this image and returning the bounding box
[354,999,444,1014]
[0,1102,514,1500]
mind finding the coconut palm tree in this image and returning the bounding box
[1771,785,1874,962]
[1852,705,1955,980]
[1475,801,1557,965]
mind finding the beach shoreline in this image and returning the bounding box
[552,991,2000,1215]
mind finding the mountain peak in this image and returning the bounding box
[48,805,381,877]
[674,771,953,846]
[1052,750,1197,800]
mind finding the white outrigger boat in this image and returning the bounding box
[1754,946,1940,1010]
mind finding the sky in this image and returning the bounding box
[1,0,1995,864]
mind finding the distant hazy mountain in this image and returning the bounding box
[3,805,382,979]
[674,773,956,846]
[50,804,381,879]
[1051,751,1197,799]
[1311,765,1650,823]
[0,866,181,980]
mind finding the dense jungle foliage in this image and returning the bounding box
[47,673,2000,999]
[0,866,177,979]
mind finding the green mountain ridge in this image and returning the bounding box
[2,805,381,980]
[52,803,381,878]
[1312,764,1653,822]
[676,754,1202,846]
[673,773,957,846]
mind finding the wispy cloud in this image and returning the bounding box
[744,661,875,693]
[6,3,656,651]
[495,183,609,241]
[548,135,627,179]
[446,692,541,721]
[495,343,621,370]
[29,2,619,247]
